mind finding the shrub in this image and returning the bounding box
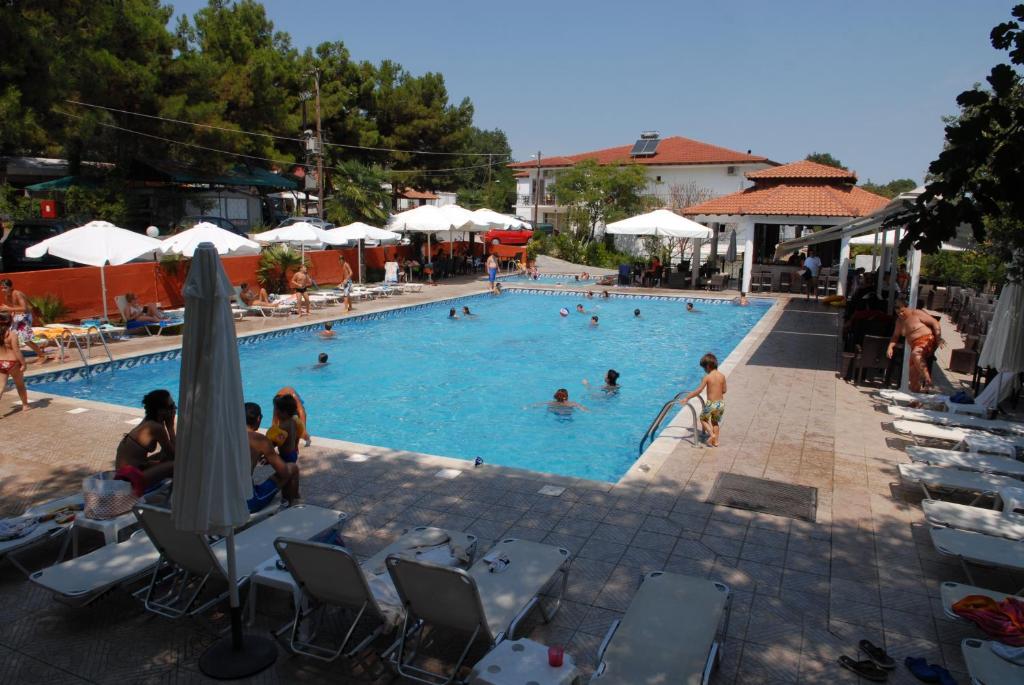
[257,245,306,294]
[29,294,69,324]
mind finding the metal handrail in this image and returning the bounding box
[639,393,706,455]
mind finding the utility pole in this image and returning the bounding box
[312,69,325,221]
[533,150,542,227]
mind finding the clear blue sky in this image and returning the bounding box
[169,1,1016,184]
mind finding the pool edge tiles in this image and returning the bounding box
[24,288,780,486]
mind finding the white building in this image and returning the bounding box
[508,132,776,228]
[394,189,457,211]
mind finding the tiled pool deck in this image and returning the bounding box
[0,277,1017,684]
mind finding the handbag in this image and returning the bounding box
[83,471,138,520]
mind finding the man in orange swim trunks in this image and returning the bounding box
[887,298,944,392]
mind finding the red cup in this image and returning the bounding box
[548,645,564,667]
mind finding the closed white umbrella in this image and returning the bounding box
[979,282,1024,373]
[160,222,260,258]
[172,242,276,678]
[322,222,402,283]
[25,220,163,321]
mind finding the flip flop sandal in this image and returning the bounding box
[930,665,957,685]
[838,656,889,682]
[904,656,940,682]
[860,640,897,670]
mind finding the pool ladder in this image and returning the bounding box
[638,393,706,455]
[59,326,115,373]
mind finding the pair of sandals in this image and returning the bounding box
[839,641,956,684]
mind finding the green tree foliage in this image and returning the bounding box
[324,161,391,226]
[0,0,511,218]
[859,178,917,198]
[805,152,847,170]
[552,161,650,241]
[257,244,305,293]
[894,4,1024,281]
[920,249,1006,289]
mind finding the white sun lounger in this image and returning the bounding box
[939,581,1020,622]
[386,537,571,684]
[961,638,1024,684]
[888,407,1024,436]
[931,527,1024,588]
[922,500,1024,540]
[898,463,1020,502]
[274,526,477,662]
[137,504,345,619]
[893,421,1024,456]
[907,446,1024,478]
[592,572,731,685]
[1,494,83,575]
[877,389,990,416]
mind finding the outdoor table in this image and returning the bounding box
[247,555,306,632]
[469,639,581,685]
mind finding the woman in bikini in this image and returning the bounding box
[0,279,47,363]
[0,313,30,411]
[115,389,176,491]
[887,299,944,393]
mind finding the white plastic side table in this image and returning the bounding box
[72,511,137,556]
[247,556,306,629]
[469,639,581,685]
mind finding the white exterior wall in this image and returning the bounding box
[512,161,771,224]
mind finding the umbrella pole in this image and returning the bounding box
[100,264,109,323]
[198,531,277,678]
[358,239,364,284]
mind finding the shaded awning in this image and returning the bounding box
[131,160,299,190]
[25,175,102,191]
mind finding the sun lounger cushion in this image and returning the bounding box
[468,539,569,641]
[931,527,1024,571]
[29,530,159,603]
[922,500,1024,540]
[898,464,1019,495]
[888,407,1024,435]
[961,638,1024,683]
[362,526,475,576]
[893,420,968,442]
[907,447,1024,478]
[595,572,729,685]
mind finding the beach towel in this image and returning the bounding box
[952,594,1024,646]
[0,516,39,541]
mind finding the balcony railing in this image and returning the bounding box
[516,194,557,206]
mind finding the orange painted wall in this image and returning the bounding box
[1,246,416,322]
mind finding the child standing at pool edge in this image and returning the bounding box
[679,353,727,447]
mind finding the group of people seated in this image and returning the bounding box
[114,387,309,512]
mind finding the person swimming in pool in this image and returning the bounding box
[583,369,620,396]
[547,388,589,414]
[686,302,699,313]
[586,291,594,299]
[448,307,459,319]
[319,322,336,339]
[590,315,599,327]
[634,308,641,318]
[576,304,586,314]
[462,306,476,318]
[314,352,329,368]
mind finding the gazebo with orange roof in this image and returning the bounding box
[682,160,889,294]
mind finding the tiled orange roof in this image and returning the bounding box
[508,136,772,169]
[746,160,857,181]
[512,171,529,178]
[681,182,889,218]
[399,189,438,200]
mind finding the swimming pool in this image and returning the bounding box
[494,273,598,284]
[29,291,770,482]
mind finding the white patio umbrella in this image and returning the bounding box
[159,222,260,258]
[388,204,491,275]
[471,208,531,229]
[24,220,163,321]
[254,221,338,256]
[172,242,276,678]
[605,209,713,239]
[321,222,401,283]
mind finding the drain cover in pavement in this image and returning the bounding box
[706,473,818,522]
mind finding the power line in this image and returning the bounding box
[54,109,509,176]
[65,99,511,158]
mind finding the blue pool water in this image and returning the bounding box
[31,291,769,482]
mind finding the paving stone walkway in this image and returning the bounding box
[0,286,1017,684]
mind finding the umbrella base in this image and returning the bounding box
[199,633,277,680]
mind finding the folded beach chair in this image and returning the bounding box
[922,500,1024,540]
[939,581,1019,621]
[386,537,571,684]
[0,493,83,575]
[887,407,1024,436]
[137,503,345,619]
[930,527,1024,588]
[591,571,731,685]
[907,446,1024,478]
[274,526,477,662]
[962,638,1024,684]
[897,463,1020,503]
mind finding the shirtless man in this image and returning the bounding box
[245,402,299,509]
[290,265,312,316]
[338,255,354,312]
[547,388,589,414]
[679,353,727,447]
[888,298,944,392]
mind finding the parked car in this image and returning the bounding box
[1,219,76,272]
[175,215,246,236]
[483,227,537,246]
[275,216,335,230]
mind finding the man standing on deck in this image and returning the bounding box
[887,298,944,393]
[338,254,354,312]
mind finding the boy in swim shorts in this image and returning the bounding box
[679,352,727,447]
